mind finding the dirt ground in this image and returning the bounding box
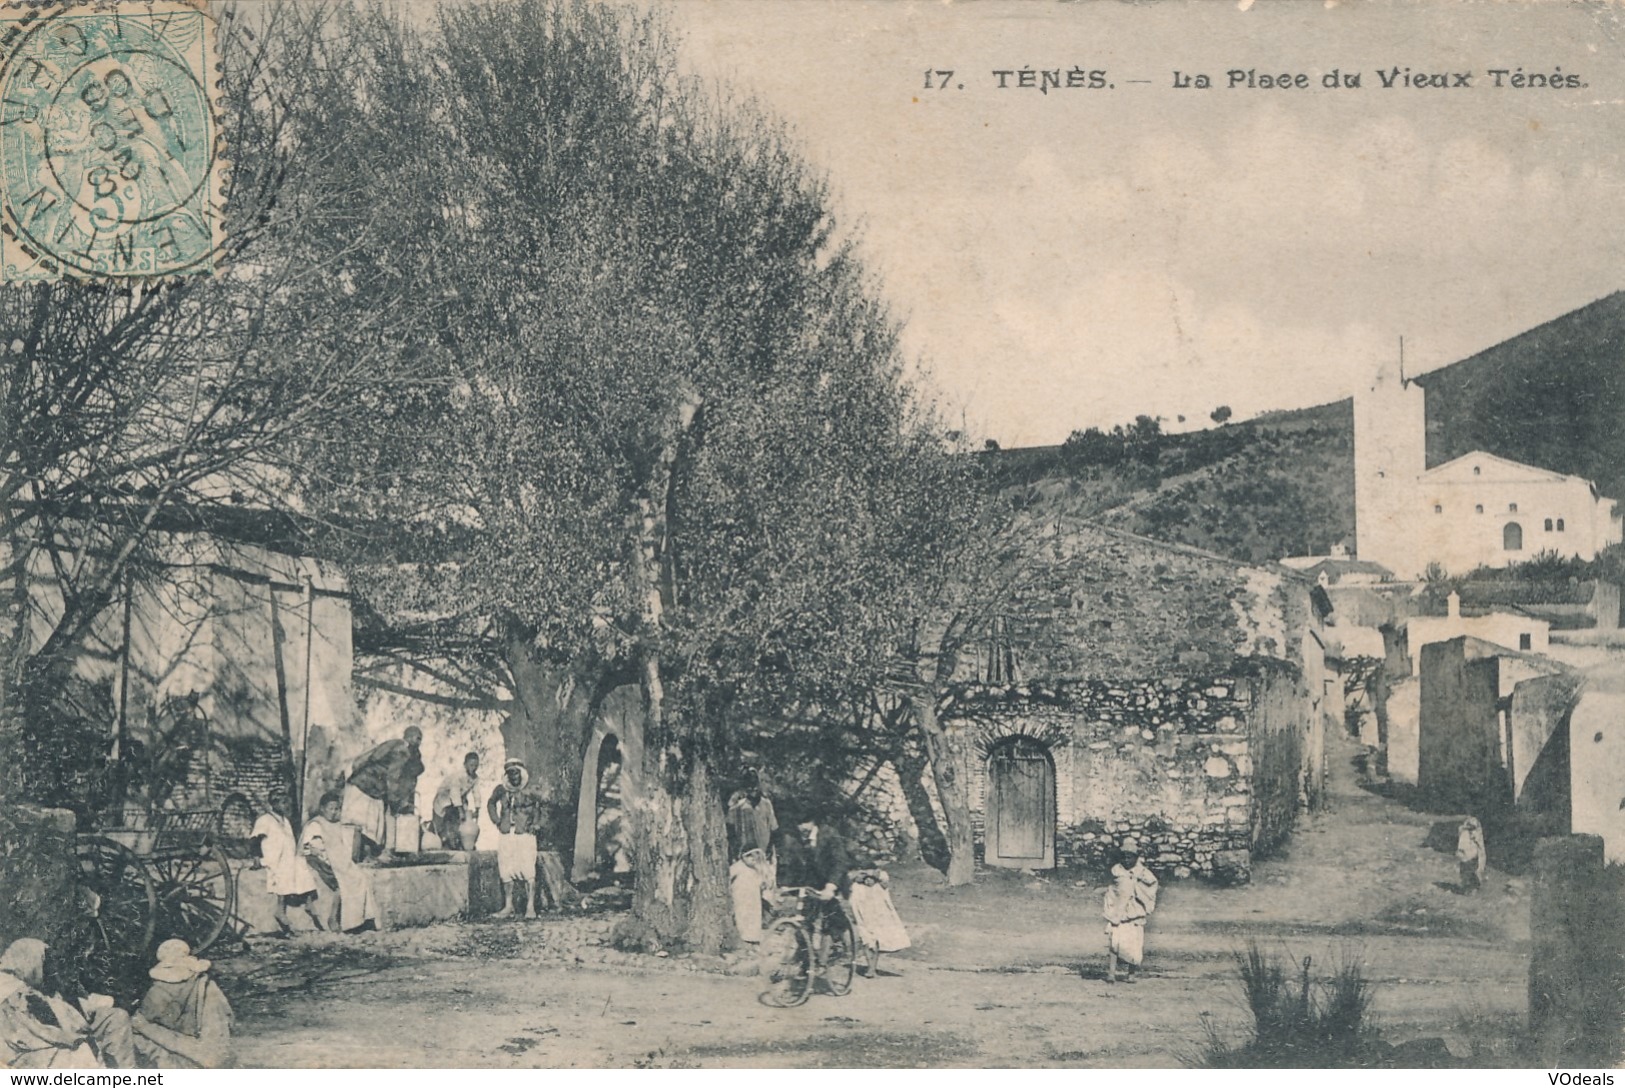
[217,731,1531,1068]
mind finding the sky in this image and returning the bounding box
[664,0,1625,446]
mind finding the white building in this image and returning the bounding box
[1401,591,1550,661]
[1354,360,1621,578]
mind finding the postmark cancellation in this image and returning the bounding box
[0,0,223,282]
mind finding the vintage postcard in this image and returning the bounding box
[1,0,1622,1072]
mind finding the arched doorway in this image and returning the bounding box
[1504,522,1524,552]
[572,685,644,882]
[985,736,1056,869]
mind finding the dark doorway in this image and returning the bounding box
[1504,522,1524,551]
[594,735,629,873]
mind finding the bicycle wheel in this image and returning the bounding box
[824,908,857,997]
[760,918,812,1007]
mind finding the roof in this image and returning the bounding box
[1038,516,1313,585]
[1280,556,1393,579]
[1420,450,1580,486]
[1446,634,1577,678]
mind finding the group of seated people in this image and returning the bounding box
[1,937,231,1070]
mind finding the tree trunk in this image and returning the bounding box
[498,622,592,806]
[0,524,31,799]
[497,624,596,884]
[892,742,951,875]
[623,388,733,949]
[910,694,975,885]
[627,728,735,953]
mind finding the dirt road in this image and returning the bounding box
[220,732,1530,1067]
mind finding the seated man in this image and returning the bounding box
[299,791,382,933]
[130,940,233,1069]
[0,938,134,1069]
[431,751,481,851]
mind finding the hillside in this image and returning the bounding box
[990,400,1355,565]
[1418,290,1625,501]
[989,290,1625,567]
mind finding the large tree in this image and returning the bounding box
[295,0,975,950]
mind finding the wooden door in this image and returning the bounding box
[988,740,1055,868]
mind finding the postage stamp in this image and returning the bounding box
[0,0,223,282]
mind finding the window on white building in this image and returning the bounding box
[1504,522,1523,551]
[1475,504,1484,514]
[1434,504,1443,514]
[1545,518,1554,531]
[1473,466,1481,475]
[1558,518,1566,532]
[1520,633,1532,651]
[1509,503,1518,512]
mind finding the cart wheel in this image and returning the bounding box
[149,843,237,953]
[73,836,157,1001]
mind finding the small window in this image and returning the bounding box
[1434,504,1443,514]
[1475,504,1484,514]
[1473,465,1481,476]
[1509,503,1518,513]
[1520,633,1532,651]
[1376,470,1386,479]
[1558,518,1566,532]
[1545,518,1554,531]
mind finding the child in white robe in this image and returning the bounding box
[848,869,910,977]
[251,791,322,935]
[1101,843,1159,984]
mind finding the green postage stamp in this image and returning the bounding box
[0,1,223,282]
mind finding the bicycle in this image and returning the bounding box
[759,885,857,1007]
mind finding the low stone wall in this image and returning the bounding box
[232,854,473,934]
[950,667,1303,883]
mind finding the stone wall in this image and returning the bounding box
[1528,834,1625,1065]
[1418,638,1507,812]
[1569,690,1625,863]
[948,660,1305,883]
[986,518,1315,683]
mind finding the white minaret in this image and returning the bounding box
[1353,342,1427,576]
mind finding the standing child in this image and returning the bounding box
[729,848,773,943]
[1456,816,1487,892]
[251,791,323,936]
[299,792,381,933]
[1101,842,1159,984]
[848,868,911,978]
